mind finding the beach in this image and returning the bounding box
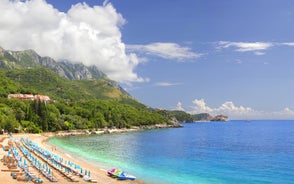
[0,133,146,184]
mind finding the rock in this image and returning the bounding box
[104,129,110,134]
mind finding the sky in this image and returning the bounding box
[1,0,294,119]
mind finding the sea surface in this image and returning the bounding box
[48,120,294,184]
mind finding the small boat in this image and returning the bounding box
[107,168,122,178]
[117,171,136,181]
[107,168,116,175]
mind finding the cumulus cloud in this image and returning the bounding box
[191,99,256,119]
[191,99,213,113]
[183,98,294,120]
[0,0,145,83]
[218,41,273,54]
[176,102,185,111]
[127,42,201,61]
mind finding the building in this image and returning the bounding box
[8,94,51,103]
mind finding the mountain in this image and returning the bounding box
[0,47,106,80]
[0,46,180,133]
[0,47,131,97]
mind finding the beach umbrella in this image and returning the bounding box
[88,170,91,177]
[80,168,83,174]
[85,170,87,176]
[7,150,10,156]
[24,159,27,167]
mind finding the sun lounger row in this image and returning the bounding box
[9,146,44,183]
[21,137,97,182]
[14,141,57,182]
[20,138,79,182]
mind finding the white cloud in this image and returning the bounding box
[127,42,201,61]
[176,102,185,111]
[0,0,145,83]
[281,42,294,46]
[270,107,294,119]
[155,82,181,87]
[103,0,110,6]
[254,51,265,56]
[218,41,273,54]
[216,41,294,57]
[184,98,294,120]
[218,101,253,115]
[191,99,213,113]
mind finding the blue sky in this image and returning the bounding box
[1,0,294,119]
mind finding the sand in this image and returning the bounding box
[0,133,146,184]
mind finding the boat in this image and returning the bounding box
[117,171,136,181]
[107,168,136,180]
[107,168,122,178]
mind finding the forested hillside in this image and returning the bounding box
[0,68,171,133]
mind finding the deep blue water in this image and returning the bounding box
[48,120,294,184]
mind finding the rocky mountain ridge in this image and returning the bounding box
[0,47,106,80]
[0,47,131,95]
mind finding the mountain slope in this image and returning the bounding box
[2,68,144,107]
[0,67,173,133]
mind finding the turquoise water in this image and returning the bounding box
[48,120,294,184]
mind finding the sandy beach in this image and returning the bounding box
[0,133,146,184]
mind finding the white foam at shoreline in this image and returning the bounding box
[65,153,72,158]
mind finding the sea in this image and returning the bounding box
[47,120,294,184]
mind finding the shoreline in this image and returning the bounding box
[0,124,182,184]
[51,123,183,137]
[0,131,149,184]
[41,132,147,184]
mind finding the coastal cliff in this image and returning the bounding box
[210,115,229,121]
[166,110,229,123]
